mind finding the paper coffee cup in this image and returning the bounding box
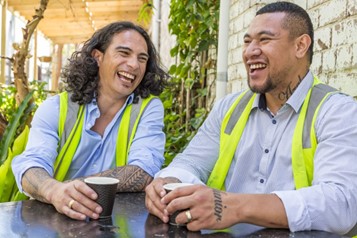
[163,183,193,226]
[84,177,119,218]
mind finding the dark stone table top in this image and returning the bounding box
[0,192,349,237]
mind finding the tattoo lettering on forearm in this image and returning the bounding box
[213,189,226,222]
[96,165,153,192]
[278,75,303,101]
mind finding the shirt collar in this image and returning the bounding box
[285,71,313,113]
[252,71,314,113]
[87,93,135,113]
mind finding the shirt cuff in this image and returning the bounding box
[272,190,311,232]
[155,167,205,185]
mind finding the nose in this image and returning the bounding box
[243,41,262,59]
[126,56,140,69]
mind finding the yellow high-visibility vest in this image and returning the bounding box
[54,92,156,181]
[207,77,337,190]
[1,92,155,202]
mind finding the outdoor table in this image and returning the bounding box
[0,192,349,237]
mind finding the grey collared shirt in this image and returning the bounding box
[156,71,357,234]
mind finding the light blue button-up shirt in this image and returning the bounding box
[156,72,357,234]
[13,93,165,191]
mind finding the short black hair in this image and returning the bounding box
[257,1,314,64]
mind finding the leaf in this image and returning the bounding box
[0,91,34,166]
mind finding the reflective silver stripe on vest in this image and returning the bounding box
[60,94,79,149]
[302,84,336,148]
[128,96,144,142]
[224,90,254,135]
[224,84,337,147]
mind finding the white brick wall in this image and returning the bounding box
[156,0,357,102]
[228,0,357,97]
[156,0,176,70]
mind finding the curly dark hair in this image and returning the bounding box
[61,21,169,104]
[257,1,314,65]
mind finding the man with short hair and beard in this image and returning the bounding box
[145,2,357,235]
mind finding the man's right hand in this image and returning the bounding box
[43,179,102,220]
[145,177,181,223]
[22,167,102,220]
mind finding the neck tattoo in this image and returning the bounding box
[278,75,303,101]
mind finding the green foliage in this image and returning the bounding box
[0,81,48,122]
[30,81,49,109]
[0,91,34,165]
[137,0,153,25]
[0,85,17,121]
[161,0,219,166]
[0,81,50,166]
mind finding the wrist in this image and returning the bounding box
[40,178,59,203]
[163,177,182,184]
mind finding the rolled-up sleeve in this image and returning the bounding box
[12,95,60,192]
[127,98,166,177]
[275,94,357,235]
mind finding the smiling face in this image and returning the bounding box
[242,12,305,95]
[92,29,149,101]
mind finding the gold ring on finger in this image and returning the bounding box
[185,210,192,223]
[68,199,75,209]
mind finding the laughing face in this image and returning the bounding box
[242,12,300,95]
[92,30,149,100]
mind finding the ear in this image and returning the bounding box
[295,34,311,60]
[91,49,103,65]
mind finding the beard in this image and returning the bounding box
[247,75,276,94]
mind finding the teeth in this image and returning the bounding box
[118,71,135,80]
[250,64,266,70]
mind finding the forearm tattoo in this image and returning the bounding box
[22,167,55,203]
[95,165,153,192]
[213,189,226,222]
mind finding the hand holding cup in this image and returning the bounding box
[84,177,119,218]
[163,183,194,226]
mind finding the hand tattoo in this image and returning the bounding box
[213,189,226,222]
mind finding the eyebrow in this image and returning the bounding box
[244,30,276,38]
[115,46,149,58]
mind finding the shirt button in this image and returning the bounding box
[272,119,277,124]
[264,149,269,153]
[260,179,264,183]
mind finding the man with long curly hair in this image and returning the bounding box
[12,21,169,220]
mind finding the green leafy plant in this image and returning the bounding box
[161,0,219,165]
[0,81,48,122]
[137,0,153,25]
[0,81,50,166]
[0,91,34,165]
[0,84,17,121]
